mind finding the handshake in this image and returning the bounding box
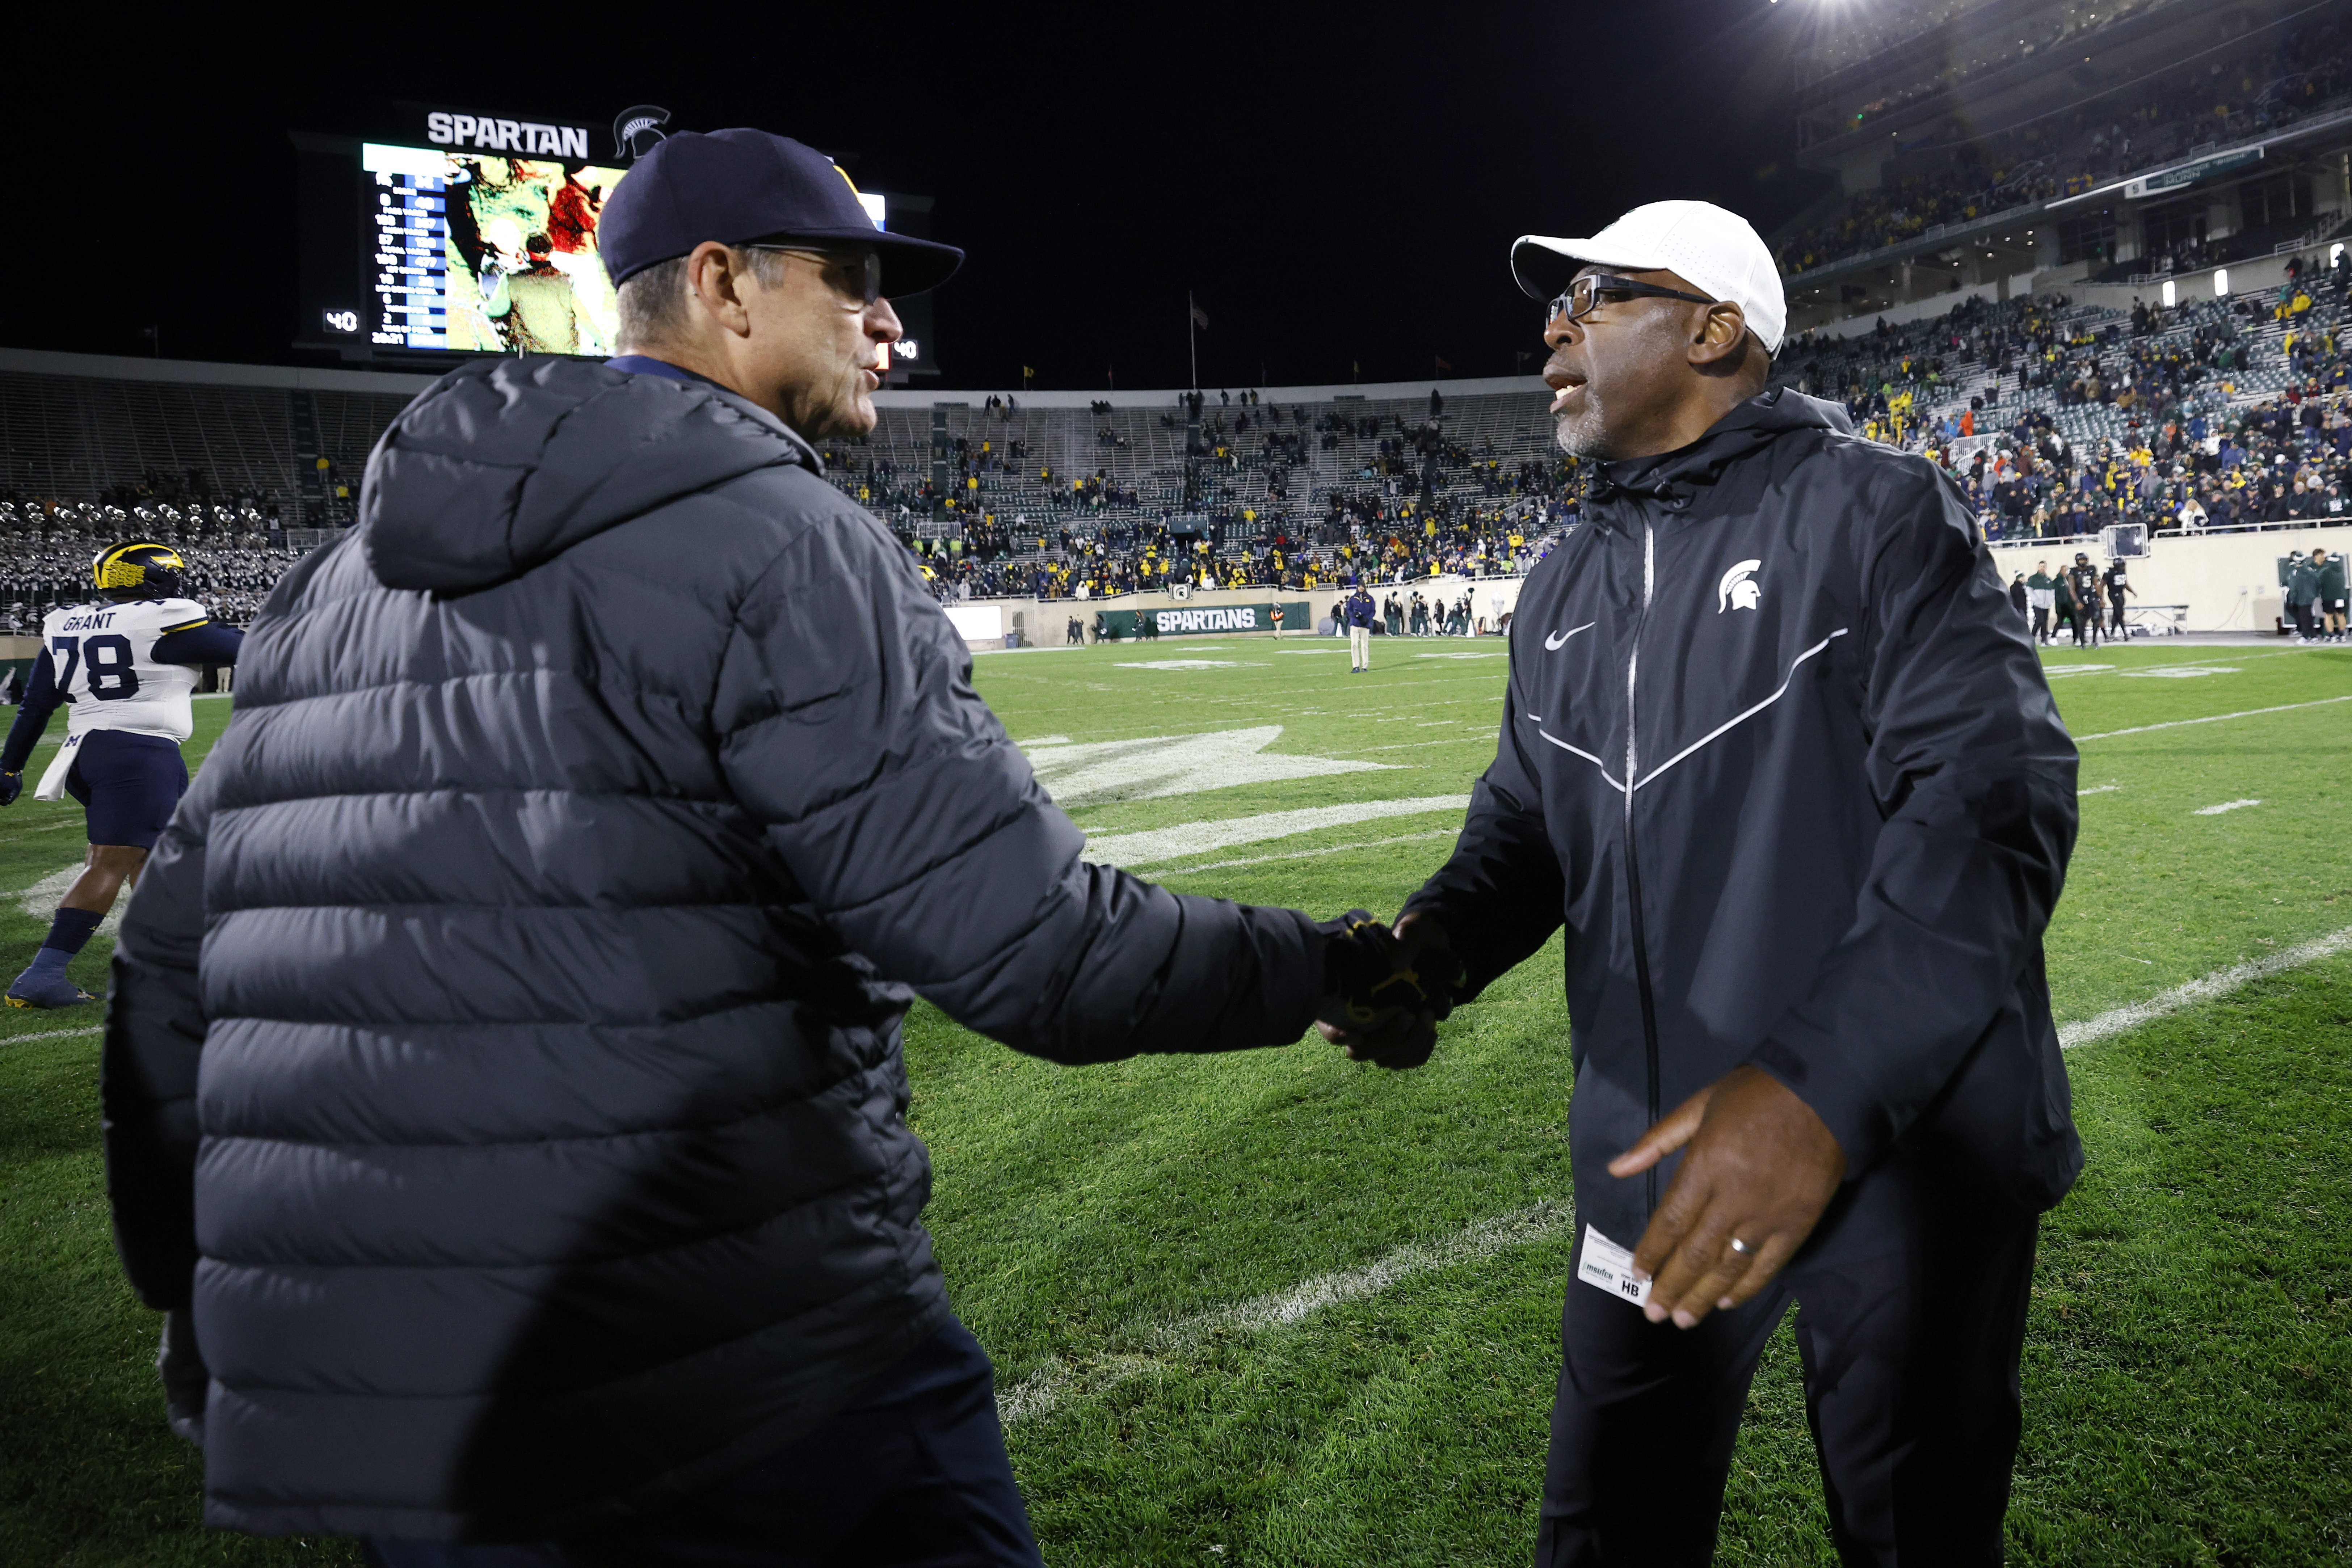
[1314,910,1465,1070]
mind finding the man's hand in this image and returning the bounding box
[1316,911,1457,1069]
[0,771,19,806]
[1608,1065,1846,1330]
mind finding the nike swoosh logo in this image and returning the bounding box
[1544,622,1596,652]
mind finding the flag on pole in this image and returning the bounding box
[1023,366,1036,378]
[1190,301,1211,330]
[1435,354,1455,373]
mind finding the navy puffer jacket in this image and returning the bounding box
[101,357,1327,1539]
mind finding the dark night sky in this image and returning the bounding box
[9,3,1830,391]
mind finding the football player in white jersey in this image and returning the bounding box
[0,542,243,1007]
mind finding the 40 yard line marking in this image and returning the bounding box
[998,925,2352,1428]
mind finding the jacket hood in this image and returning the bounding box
[1594,386,1852,502]
[362,357,816,594]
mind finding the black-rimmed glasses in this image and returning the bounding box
[1548,274,1716,326]
[741,245,884,307]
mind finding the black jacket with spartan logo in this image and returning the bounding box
[1405,389,2083,1249]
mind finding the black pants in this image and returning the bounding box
[2291,600,2315,638]
[364,1321,1042,1568]
[1536,1156,2039,1568]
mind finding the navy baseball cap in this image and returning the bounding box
[600,129,963,296]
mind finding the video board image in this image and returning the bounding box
[363,144,630,354]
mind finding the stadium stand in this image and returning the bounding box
[9,261,2352,626]
[1776,247,2352,543]
[815,386,1576,603]
[1774,0,2352,329]
[0,351,429,632]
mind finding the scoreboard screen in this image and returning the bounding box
[296,108,937,372]
[362,143,632,355]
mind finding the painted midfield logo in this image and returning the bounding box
[1717,560,1762,612]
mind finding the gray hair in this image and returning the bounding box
[613,246,793,351]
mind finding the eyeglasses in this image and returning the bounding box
[741,245,883,307]
[1547,274,1717,326]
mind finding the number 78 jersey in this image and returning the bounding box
[41,597,212,745]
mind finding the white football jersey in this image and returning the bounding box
[39,597,213,745]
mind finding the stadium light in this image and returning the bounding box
[2162,279,2176,307]
[2214,268,2230,296]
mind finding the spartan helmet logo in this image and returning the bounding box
[613,104,671,162]
[1717,559,1763,613]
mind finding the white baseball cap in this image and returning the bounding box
[1511,200,1787,356]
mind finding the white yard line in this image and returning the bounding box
[1112,660,1255,671]
[2074,693,2352,742]
[2058,926,2352,1050]
[2193,799,2262,815]
[998,929,2352,1427]
[17,866,121,935]
[2044,648,2302,675]
[0,819,81,842]
[0,1024,104,1047]
[998,1200,1576,1425]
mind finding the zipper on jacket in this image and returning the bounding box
[1623,516,1663,1215]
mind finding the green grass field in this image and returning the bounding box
[3,638,2348,1566]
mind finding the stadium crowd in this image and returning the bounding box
[895,488,1562,605]
[14,254,2352,620]
[827,392,1583,605]
[0,497,297,632]
[1774,256,2352,545]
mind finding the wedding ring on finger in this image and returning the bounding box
[1728,1237,1751,1256]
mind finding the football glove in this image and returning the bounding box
[0,771,20,806]
[1320,909,1465,1027]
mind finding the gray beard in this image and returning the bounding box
[1553,389,1612,459]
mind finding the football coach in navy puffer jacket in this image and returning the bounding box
[99,130,1394,1565]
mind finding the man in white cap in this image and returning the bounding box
[1325,201,2081,1565]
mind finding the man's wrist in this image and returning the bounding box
[1744,1037,1869,1178]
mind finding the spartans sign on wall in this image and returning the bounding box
[1094,601,1313,639]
